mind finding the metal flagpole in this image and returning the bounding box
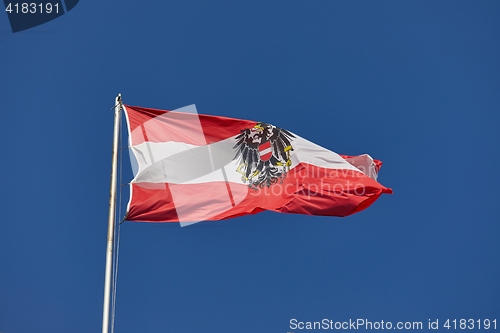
[102,93,122,333]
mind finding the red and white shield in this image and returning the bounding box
[258,141,272,161]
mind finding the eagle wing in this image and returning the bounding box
[233,129,261,178]
[270,128,295,164]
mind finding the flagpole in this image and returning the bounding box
[102,93,122,333]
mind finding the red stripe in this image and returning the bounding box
[125,105,257,146]
[125,163,392,222]
[259,152,272,161]
[258,141,271,152]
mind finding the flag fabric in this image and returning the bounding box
[123,104,392,223]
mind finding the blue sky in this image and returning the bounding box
[1,1,499,332]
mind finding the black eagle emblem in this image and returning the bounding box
[233,122,295,189]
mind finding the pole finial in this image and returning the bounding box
[116,94,123,108]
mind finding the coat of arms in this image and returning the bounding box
[233,122,295,189]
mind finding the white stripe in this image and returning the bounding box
[130,141,199,179]
[259,146,272,156]
[128,134,375,184]
[289,135,360,173]
[129,136,238,183]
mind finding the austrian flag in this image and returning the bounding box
[123,104,392,224]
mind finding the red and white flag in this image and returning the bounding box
[123,104,392,224]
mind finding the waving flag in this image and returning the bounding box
[123,104,392,224]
